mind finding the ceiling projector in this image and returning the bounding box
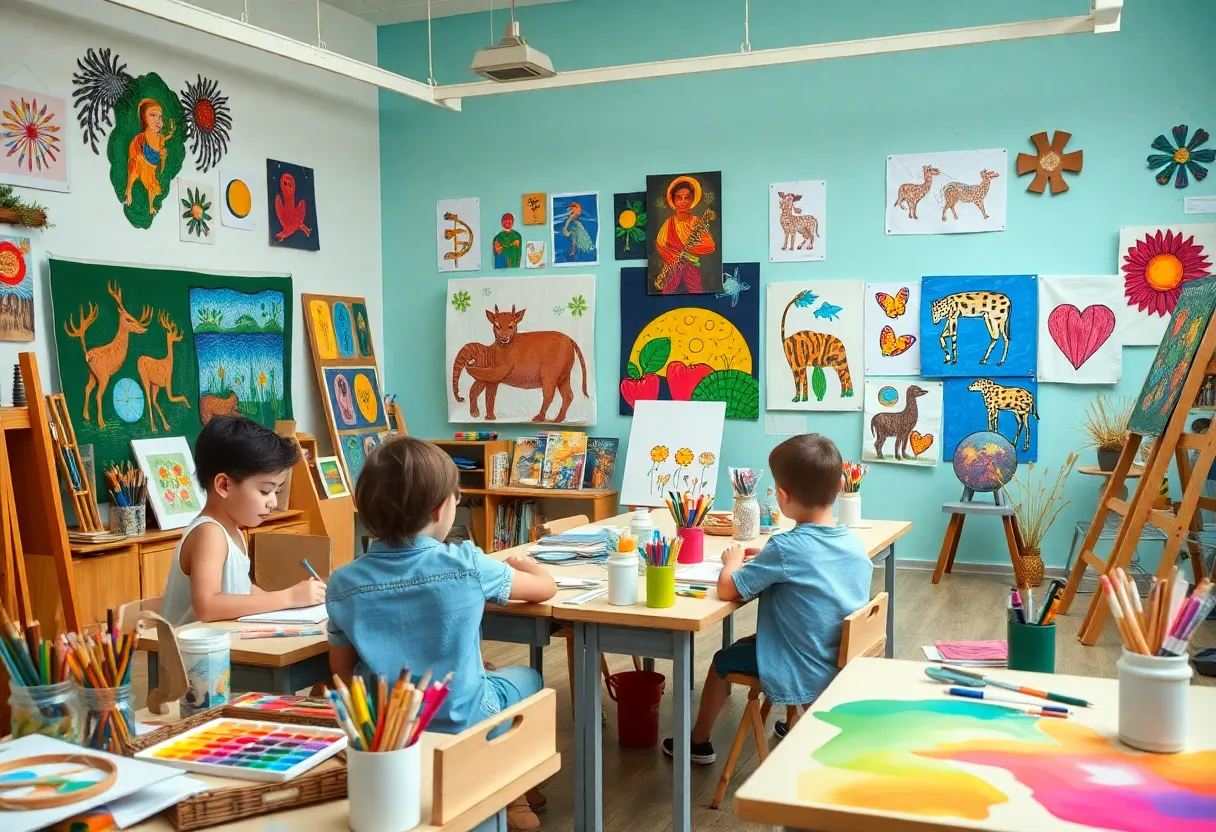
[470,19,555,82]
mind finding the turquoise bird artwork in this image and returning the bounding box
[714,268,752,307]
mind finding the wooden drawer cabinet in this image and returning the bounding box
[75,549,141,627]
[141,542,177,599]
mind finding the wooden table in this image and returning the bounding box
[736,657,1216,831]
[130,693,561,832]
[482,510,910,832]
[139,620,331,694]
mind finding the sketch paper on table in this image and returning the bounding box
[919,275,1037,378]
[0,84,70,192]
[1117,223,1215,345]
[447,274,596,425]
[864,280,921,376]
[769,181,825,262]
[944,377,1039,463]
[218,170,255,230]
[863,379,942,467]
[436,197,481,272]
[886,149,1007,235]
[766,281,864,412]
[1037,275,1122,383]
[551,192,600,267]
[620,400,725,507]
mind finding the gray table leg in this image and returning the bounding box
[643,657,655,672]
[722,612,734,649]
[573,623,588,832]
[885,542,896,658]
[529,645,545,680]
[673,631,692,832]
[586,624,603,832]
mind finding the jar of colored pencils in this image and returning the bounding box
[8,680,83,744]
[80,684,135,755]
[646,566,676,609]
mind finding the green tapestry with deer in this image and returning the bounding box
[48,257,293,500]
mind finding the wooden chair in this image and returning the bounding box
[710,592,888,810]
[539,515,642,717]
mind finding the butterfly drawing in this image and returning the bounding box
[875,287,909,318]
[879,325,916,356]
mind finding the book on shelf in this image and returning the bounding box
[494,499,538,551]
[539,430,587,490]
[583,437,619,490]
[509,437,544,487]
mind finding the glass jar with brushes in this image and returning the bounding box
[729,467,762,541]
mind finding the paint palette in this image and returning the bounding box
[133,718,347,783]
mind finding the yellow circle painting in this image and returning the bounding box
[353,372,379,423]
[225,178,252,218]
[628,308,752,377]
[310,300,337,359]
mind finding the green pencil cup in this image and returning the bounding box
[1007,620,1056,673]
[645,565,675,609]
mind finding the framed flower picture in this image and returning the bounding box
[131,436,205,530]
[314,455,351,499]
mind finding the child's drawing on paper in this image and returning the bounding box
[525,240,546,269]
[769,181,825,262]
[522,192,545,225]
[945,377,1039,462]
[447,275,597,425]
[0,84,70,192]
[920,275,1037,378]
[614,191,647,260]
[620,400,725,507]
[766,282,863,412]
[886,149,1007,236]
[191,287,286,428]
[0,234,34,341]
[1038,276,1121,384]
[436,197,480,272]
[864,281,920,376]
[493,212,522,269]
[863,380,942,467]
[551,192,599,267]
[1117,224,1215,345]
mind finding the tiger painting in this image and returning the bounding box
[780,289,854,402]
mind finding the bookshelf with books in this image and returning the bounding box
[430,437,620,552]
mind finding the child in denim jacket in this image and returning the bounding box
[326,436,557,830]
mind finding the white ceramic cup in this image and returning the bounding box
[1117,649,1192,753]
[837,492,862,527]
[347,742,422,832]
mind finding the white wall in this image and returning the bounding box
[0,0,381,452]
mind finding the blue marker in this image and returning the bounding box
[947,687,1069,714]
[302,559,325,584]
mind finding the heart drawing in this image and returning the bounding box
[1047,303,1116,370]
[909,431,934,457]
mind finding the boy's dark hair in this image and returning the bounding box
[768,433,842,508]
[356,436,459,544]
[195,415,300,492]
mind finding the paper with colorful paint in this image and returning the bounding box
[769,181,825,262]
[944,377,1039,462]
[863,280,920,376]
[886,149,1008,236]
[619,400,725,507]
[1037,275,1122,383]
[766,281,863,412]
[1117,224,1215,345]
[862,380,942,467]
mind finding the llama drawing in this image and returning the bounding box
[941,170,1000,221]
[893,165,941,220]
[930,291,1012,366]
[776,191,819,251]
[870,385,928,461]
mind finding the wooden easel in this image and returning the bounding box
[1059,312,1216,646]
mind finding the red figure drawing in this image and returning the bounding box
[274,173,311,242]
[1047,303,1116,370]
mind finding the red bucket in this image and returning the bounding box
[605,670,666,748]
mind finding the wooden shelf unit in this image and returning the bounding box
[277,422,356,569]
[430,439,620,551]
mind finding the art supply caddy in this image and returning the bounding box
[664,489,712,564]
[838,461,867,528]
[1005,580,1059,673]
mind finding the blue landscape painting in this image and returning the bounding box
[190,287,288,428]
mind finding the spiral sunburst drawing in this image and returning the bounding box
[179,75,232,173]
[71,47,132,154]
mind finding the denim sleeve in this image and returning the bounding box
[731,537,786,601]
[324,584,352,647]
[475,550,514,606]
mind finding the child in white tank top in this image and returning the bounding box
[160,416,325,626]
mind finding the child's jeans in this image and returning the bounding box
[484,665,543,738]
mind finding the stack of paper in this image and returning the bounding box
[675,561,723,585]
[530,531,610,560]
[921,640,1008,667]
[237,603,328,625]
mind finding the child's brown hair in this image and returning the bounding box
[355,436,459,544]
[768,433,842,509]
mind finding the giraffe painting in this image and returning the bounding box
[920,275,1036,378]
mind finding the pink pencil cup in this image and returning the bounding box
[677,527,704,564]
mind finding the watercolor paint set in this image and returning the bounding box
[228,693,336,720]
[133,718,347,783]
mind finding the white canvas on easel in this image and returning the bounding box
[620,400,725,507]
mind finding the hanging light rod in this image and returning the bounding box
[99,0,461,111]
[433,3,1121,103]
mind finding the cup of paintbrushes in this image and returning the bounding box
[110,504,146,536]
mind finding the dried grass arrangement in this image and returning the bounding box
[1009,452,1079,550]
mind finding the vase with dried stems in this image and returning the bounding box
[1008,452,1079,587]
[1081,395,1133,472]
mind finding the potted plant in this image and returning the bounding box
[0,185,49,229]
[1008,452,1078,587]
[1081,395,1132,471]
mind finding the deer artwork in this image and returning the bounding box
[63,281,153,429]
[136,311,192,432]
[870,384,928,461]
[451,305,589,422]
[893,165,941,220]
[776,191,819,251]
[941,169,1000,222]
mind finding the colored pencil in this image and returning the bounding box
[945,686,1070,714]
[941,665,1091,708]
[331,668,450,752]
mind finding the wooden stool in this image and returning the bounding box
[932,487,1028,586]
[710,593,888,809]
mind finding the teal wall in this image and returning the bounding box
[378,0,1216,567]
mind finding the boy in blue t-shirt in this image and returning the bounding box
[326,436,557,829]
[664,433,872,764]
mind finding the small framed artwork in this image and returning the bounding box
[315,455,351,499]
[130,436,206,530]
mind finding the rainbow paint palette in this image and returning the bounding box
[133,718,347,783]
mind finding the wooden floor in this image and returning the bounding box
[131,570,1215,831]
